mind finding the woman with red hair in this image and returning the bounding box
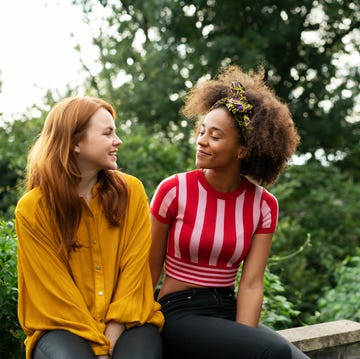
[15,96,164,359]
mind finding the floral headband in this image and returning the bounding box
[209,81,254,142]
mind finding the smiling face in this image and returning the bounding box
[195,107,246,172]
[74,107,122,175]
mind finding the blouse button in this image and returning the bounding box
[96,265,102,270]
[98,291,104,296]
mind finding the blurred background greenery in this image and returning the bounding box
[0,0,359,357]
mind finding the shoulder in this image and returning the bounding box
[243,177,278,206]
[15,188,44,216]
[110,172,150,218]
[118,171,144,190]
[152,170,198,199]
[261,186,278,206]
[117,172,148,204]
[110,171,146,197]
[15,188,51,228]
[153,173,179,195]
[156,169,199,189]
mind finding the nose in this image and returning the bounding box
[113,135,122,146]
[197,134,207,147]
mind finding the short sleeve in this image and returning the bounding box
[254,189,279,234]
[150,174,178,224]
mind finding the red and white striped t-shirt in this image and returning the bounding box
[150,169,278,287]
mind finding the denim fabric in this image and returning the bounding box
[158,288,309,359]
[112,324,162,359]
[33,324,162,359]
[33,330,95,359]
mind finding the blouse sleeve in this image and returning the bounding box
[105,176,164,330]
[15,190,110,356]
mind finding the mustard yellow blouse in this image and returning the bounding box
[15,173,164,358]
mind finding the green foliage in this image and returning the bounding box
[0,220,25,358]
[73,0,360,165]
[315,253,360,323]
[117,124,195,197]
[0,87,86,220]
[262,268,301,330]
[0,3,358,349]
[236,267,300,330]
[0,115,44,219]
[335,144,360,182]
[270,160,360,322]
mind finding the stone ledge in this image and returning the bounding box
[277,320,360,353]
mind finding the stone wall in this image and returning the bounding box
[278,320,360,359]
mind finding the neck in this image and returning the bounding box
[203,169,242,193]
[78,173,98,204]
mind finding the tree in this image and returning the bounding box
[270,160,360,322]
[73,0,359,164]
[0,116,43,219]
[117,123,195,198]
[66,1,360,323]
[0,88,85,219]
[0,0,359,333]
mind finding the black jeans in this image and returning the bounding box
[158,287,309,359]
[33,324,162,359]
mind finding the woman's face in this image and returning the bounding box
[196,107,245,171]
[74,107,122,174]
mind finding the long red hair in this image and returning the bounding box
[26,96,128,252]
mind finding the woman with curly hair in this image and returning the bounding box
[15,96,164,359]
[150,66,308,358]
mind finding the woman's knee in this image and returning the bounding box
[33,330,95,359]
[112,324,162,359]
[264,340,292,359]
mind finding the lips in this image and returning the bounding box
[196,149,210,157]
[109,150,117,159]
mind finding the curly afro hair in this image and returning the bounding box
[181,65,300,186]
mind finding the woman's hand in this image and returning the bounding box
[104,321,126,355]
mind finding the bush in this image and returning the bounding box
[0,220,25,358]
[270,161,360,322]
[315,253,360,323]
[118,124,195,198]
[261,268,301,329]
[236,267,300,330]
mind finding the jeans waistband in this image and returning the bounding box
[158,286,235,305]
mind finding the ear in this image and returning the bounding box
[237,146,248,159]
[73,144,80,154]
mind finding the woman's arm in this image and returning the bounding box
[149,215,170,289]
[104,177,164,330]
[236,233,273,327]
